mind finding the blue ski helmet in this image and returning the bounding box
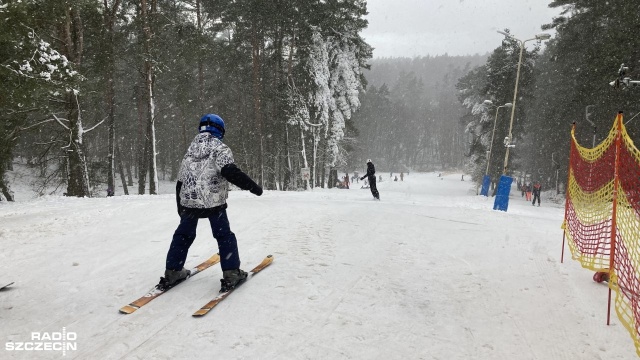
[199,114,225,139]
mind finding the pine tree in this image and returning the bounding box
[521,0,640,191]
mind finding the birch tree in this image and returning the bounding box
[138,0,158,195]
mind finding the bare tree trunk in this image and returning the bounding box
[324,164,330,189]
[320,139,327,189]
[312,129,319,188]
[284,123,292,190]
[196,0,204,110]
[137,85,148,194]
[63,6,90,197]
[103,0,121,197]
[285,30,295,190]
[125,144,134,186]
[116,144,129,195]
[299,124,309,190]
[147,109,158,195]
[276,148,281,190]
[141,0,158,195]
[251,20,264,187]
[65,92,91,197]
[106,87,116,194]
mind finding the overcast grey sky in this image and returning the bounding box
[362,0,562,57]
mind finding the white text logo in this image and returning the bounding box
[5,328,77,356]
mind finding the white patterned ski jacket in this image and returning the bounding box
[176,133,262,216]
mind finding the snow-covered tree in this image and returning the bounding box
[326,32,365,168]
[304,26,369,186]
[1,3,93,198]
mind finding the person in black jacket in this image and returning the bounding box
[161,114,263,292]
[360,159,380,200]
[532,181,542,206]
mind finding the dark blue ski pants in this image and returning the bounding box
[166,209,240,271]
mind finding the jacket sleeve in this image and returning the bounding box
[176,181,183,214]
[221,163,263,196]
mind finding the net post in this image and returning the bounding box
[606,111,624,325]
[561,122,576,264]
[561,231,565,264]
[607,288,613,325]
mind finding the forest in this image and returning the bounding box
[0,0,371,199]
[2,0,640,200]
[456,0,640,193]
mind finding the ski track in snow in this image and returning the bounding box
[0,172,636,359]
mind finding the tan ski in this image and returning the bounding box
[119,253,220,314]
[192,255,273,317]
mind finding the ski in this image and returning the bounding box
[192,255,273,317]
[0,282,14,290]
[119,253,221,314]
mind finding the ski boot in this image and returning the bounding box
[157,268,191,290]
[220,269,248,292]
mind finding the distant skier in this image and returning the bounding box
[532,181,542,206]
[525,183,532,201]
[400,172,404,181]
[161,114,263,292]
[360,159,380,200]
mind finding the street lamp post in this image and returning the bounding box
[483,100,513,175]
[497,30,551,175]
[480,100,512,197]
[491,31,550,211]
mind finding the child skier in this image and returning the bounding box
[524,183,532,201]
[161,114,263,292]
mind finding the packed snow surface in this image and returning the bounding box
[0,172,636,359]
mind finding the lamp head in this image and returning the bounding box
[619,64,628,76]
[535,33,551,40]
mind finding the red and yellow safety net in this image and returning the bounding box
[563,113,640,356]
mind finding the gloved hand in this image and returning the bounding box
[360,177,365,181]
[251,186,263,196]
